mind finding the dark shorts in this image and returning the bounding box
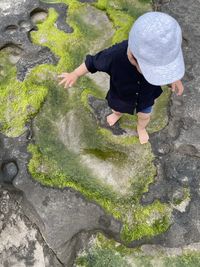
[106,96,153,115]
[106,92,153,115]
[140,105,152,113]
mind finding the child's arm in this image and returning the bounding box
[58,42,122,88]
[58,63,89,88]
[171,80,184,96]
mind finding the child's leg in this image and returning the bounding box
[107,109,122,126]
[137,106,152,144]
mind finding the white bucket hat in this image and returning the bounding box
[128,12,185,86]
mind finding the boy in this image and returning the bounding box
[58,12,185,144]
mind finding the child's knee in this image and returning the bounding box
[137,112,151,120]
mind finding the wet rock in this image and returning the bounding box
[0,0,72,80]
[30,11,48,24]
[13,175,121,265]
[0,186,62,267]
[1,0,200,265]
[146,0,200,249]
[16,46,59,81]
[157,143,171,155]
[2,161,18,183]
[176,144,198,156]
[171,188,185,204]
[40,2,73,34]
[177,175,189,186]
[174,125,200,154]
[88,95,126,135]
[98,215,111,228]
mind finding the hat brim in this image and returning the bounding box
[137,49,185,86]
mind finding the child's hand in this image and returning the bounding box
[58,71,79,88]
[171,80,184,96]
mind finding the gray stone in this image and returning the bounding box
[0,0,72,81]
[145,0,200,249]
[2,161,18,183]
[88,95,126,135]
[1,0,200,265]
[13,174,121,265]
[30,11,48,24]
[0,186,62,267]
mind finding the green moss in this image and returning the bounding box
[76,247,131,267]
[83,148,128,163]
[30,7,86,72]
[77,233,200,267]
[107,9,133,44]
[99,127,139,145]
[28,136,170,243]
[28,144,120,202]
[96,233,138,255]
[172,187,191,206]
[24,0,171,246]
[28,71,169,245]
[0,50,49,136]
[0,2,108,137]
[120,200,171,243]
[148,86,171,133]
[164,252,200,267]
[138,0,152,4]
[94,0,151,44]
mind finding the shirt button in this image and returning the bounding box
[137,81,140,84]
[136,92,139,95]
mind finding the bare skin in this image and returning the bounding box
[107,110,123,126]
[137,112,151,144]
[127,49,151,143]
[58,63,89,88]
[58,50,184,144]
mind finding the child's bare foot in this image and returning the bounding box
[107,111,122,126]
[137,125,149,144]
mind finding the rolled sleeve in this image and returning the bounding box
[85,47,113,74]
[85,54,98,73]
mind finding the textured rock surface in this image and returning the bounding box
[140,0,200,248]
[1,0,200,266]
[14,173,121,264]
[0,187,62,267]
[0,0,73,80]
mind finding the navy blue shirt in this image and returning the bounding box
[85,40,163,114]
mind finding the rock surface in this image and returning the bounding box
[1,0,200,266]
[0,187,62,267]
[140,0,200,248]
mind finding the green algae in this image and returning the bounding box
[77,232,200,267]
[0,3,104,137]
[172,186,191,206]
[148,86,171,133]
[120,200,171,243]
[164,252,200,267]
[27,0,172,244]
[0,49,48,137]
[28,144,119,202]
[83,148,128,163]
[0,0,172,247]
[94,0,151,44]
[76,247,131,267]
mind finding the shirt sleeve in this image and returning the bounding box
[85,46,114,74]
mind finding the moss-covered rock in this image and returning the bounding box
[1,0,172,248]
[25,0,173,246]
[76,233,200,267]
